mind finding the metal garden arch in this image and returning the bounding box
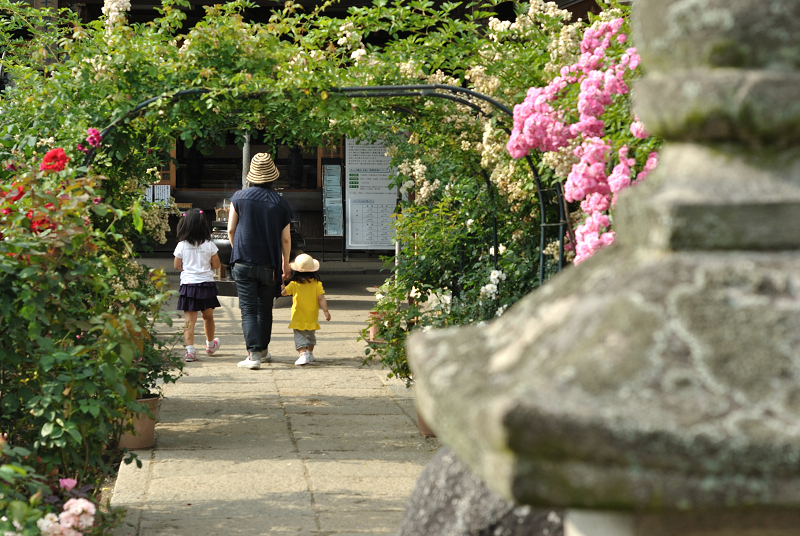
[82,84,574,287]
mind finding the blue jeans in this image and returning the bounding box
[232,263,276,354]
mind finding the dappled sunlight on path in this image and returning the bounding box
[112,273,439,536]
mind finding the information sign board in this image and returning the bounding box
[145,185,171,205]
[323,164,343,236]
[344,139,396,249]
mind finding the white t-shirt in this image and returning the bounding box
[173,240,219,285]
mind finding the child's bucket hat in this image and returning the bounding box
[290,253,320,272]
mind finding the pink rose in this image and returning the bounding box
[59,478,78,491]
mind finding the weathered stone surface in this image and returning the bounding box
[614,143,800,250]
[632,0,800,144]
[406,0,800,526]
[634,71,800,144]
[634,0,800,72]
[408,248,800,509]
[565,509,800,536]
[397,447,563,536]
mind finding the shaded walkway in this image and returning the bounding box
[112,271,439,535]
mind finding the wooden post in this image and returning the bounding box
[242,132,250,189]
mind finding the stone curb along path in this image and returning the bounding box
[112,273,439,536]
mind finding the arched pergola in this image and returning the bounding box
[82,84,575,287]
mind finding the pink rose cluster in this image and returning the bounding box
[86,128,102,148]
[506,18,659,264]
[36,498,96,536]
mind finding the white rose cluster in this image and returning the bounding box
[416,179,441,204]
[490,160,525,209]
[542,139,580,179]
[350,48,367,62]
[489,269,507,284]
[509,0,570,37]
[337,22,362,49]
[545,23,582,77]
[479,282,497,298]
[398,59,425,79]
[465,66,501,98]
[487,17,512,41]
[102,0,131,32]
[480,270,507,300]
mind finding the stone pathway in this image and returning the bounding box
[112,272,438,536]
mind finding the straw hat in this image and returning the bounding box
[246,152,280,184]
[290,253,320,272]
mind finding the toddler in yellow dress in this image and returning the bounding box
[281,254,331,366]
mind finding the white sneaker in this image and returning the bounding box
[307,352,315,362]
[260,350,272,363]
[205,338,221,355]
[294,352,311,366]
[237,354,261,370]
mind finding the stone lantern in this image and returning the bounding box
[406,0,800,534]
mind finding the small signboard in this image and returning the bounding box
[323,164,343,236]
[344,139,396,249]
[144,185,171,205]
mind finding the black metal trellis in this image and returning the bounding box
[330,84,575,285]
[83,83,574,286]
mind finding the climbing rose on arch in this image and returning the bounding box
[86,128,102,148]
[506,16,660,264]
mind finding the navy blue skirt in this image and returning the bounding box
[177,282,221,312]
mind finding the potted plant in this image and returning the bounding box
[118,335,183,450]
[117,270,184,450]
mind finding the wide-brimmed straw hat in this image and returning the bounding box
[246,152,280,184]
[290,253,320,273]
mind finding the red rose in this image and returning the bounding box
[4,185,24,202]
[31,218,51,233]
[40,148,71,172]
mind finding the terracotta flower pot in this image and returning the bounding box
[368,311,385,343]
[118,395,159,450]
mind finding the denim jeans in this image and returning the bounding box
[232,263,276,354]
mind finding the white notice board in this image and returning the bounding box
[345,139,396,249]
[144,185,171,205]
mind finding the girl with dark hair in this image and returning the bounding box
[173,209,222,362]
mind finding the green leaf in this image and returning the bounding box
[66,428,83,443]
[18,267,37,279]
[40,422,54,437]
[8,500,28,523]
[132,200,144,233]
[40,354,55,371]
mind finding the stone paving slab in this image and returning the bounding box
[112,271,438,536]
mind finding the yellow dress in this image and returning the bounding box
[285,280,325,330]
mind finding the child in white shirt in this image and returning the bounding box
[173,209,222,362]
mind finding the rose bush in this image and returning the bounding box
[0,438,124,535]
[0,145,179,496]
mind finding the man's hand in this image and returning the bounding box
[323,310,331,321]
